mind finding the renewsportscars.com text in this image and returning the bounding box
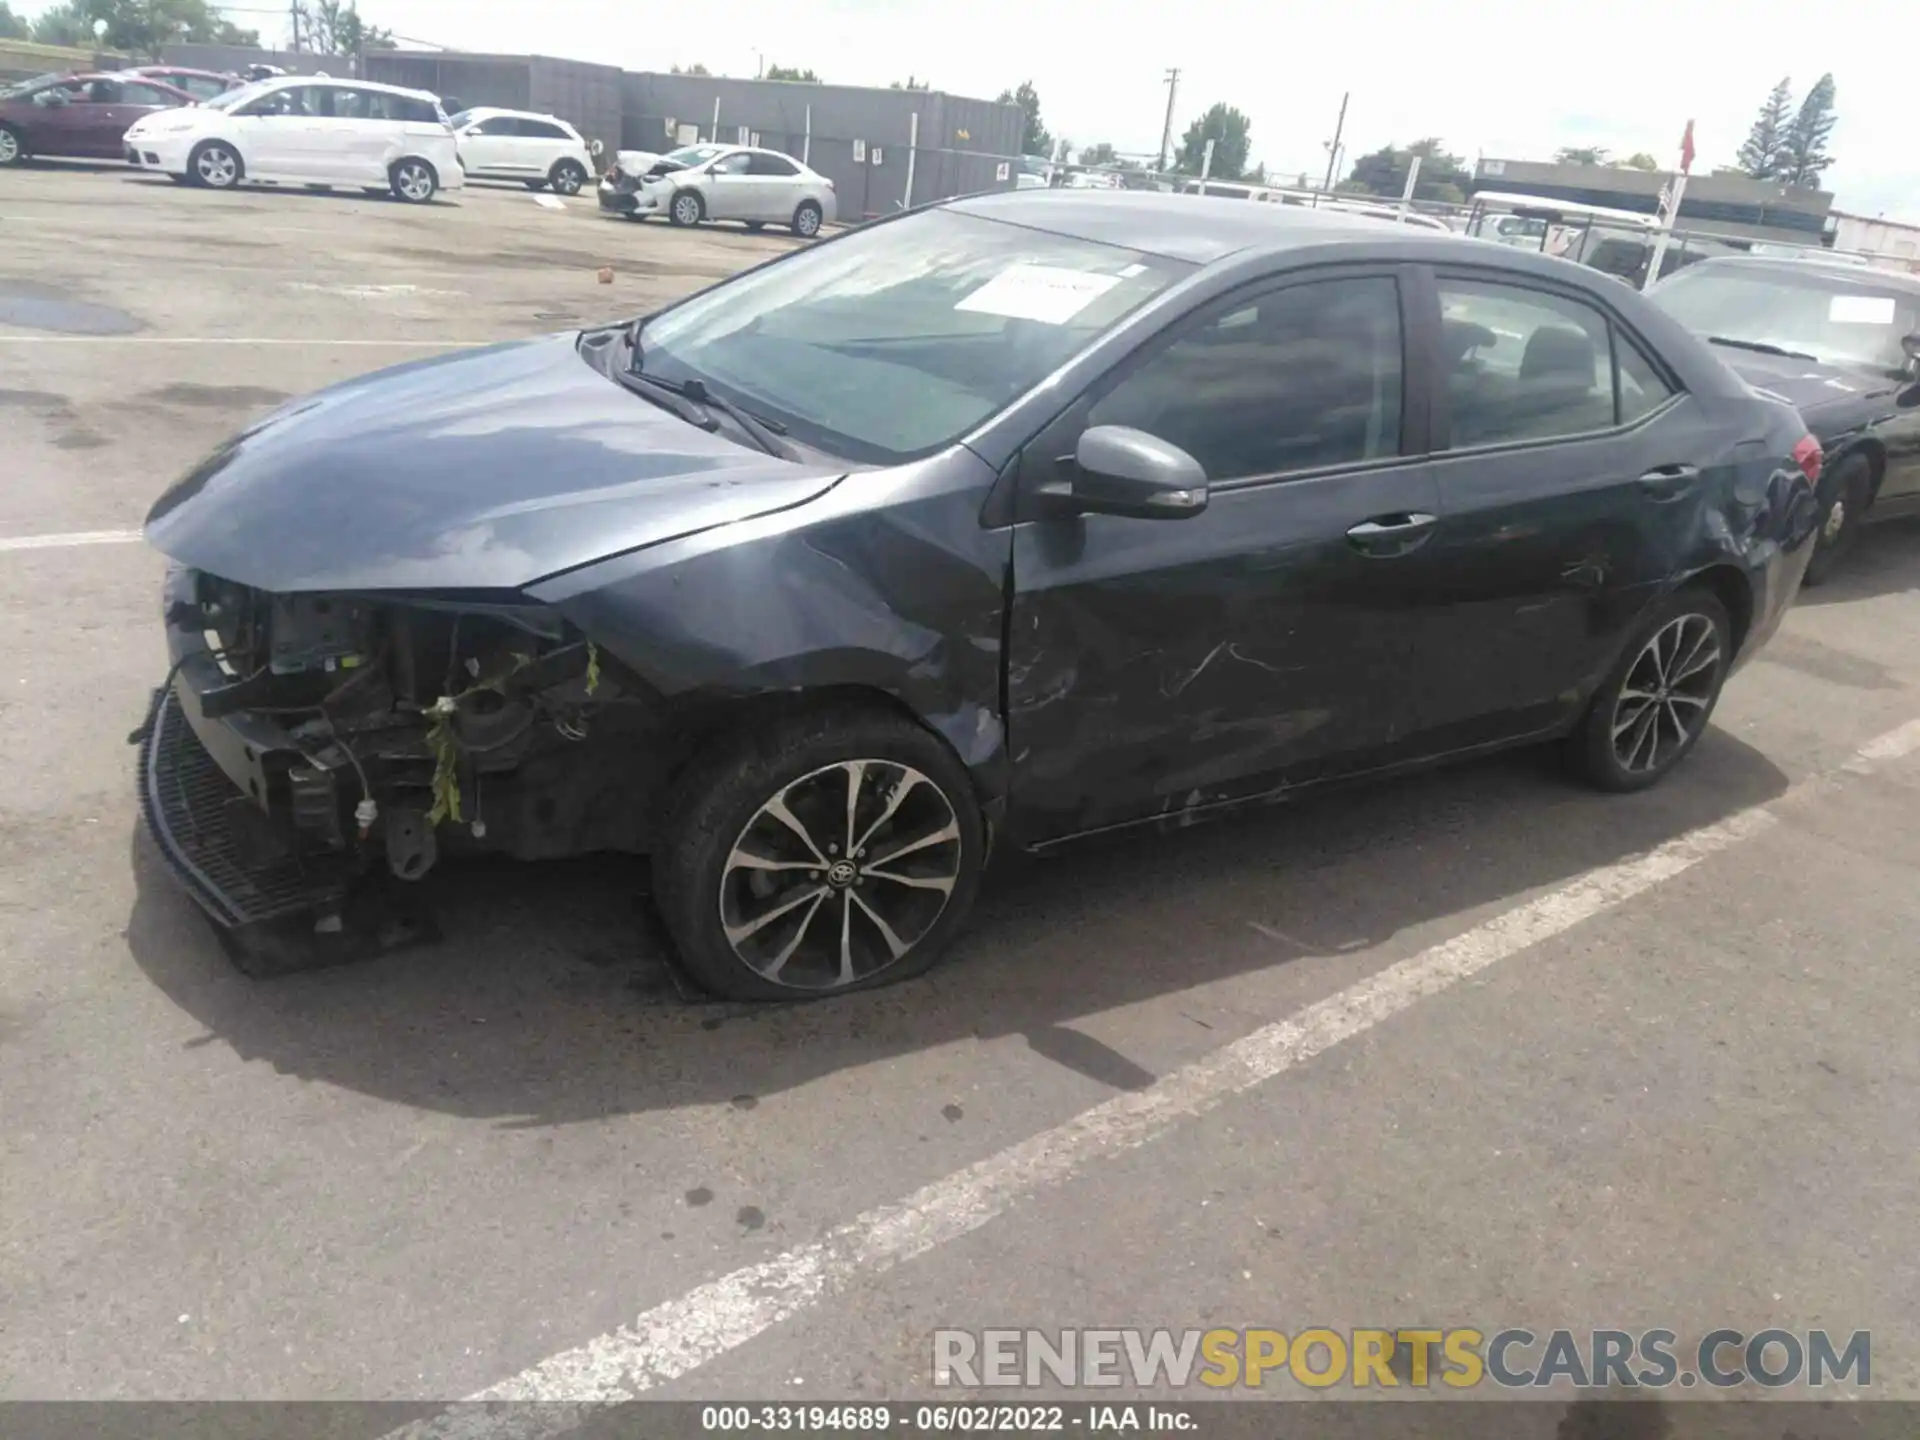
[933,1327,1871,1390]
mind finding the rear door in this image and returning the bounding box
[1399,264,1716,750]
[745,149,805,220]
[313,86,391,182]
[519,117,574,176]
[1006,266,1444,842]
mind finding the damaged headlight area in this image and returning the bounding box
[137,565,665,934]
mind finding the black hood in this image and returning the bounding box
[145,335,844,594]
[1711,345,1900,435]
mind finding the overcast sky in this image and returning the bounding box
[119,0,1920,217]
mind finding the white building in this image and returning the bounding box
[1829,211,1920,274]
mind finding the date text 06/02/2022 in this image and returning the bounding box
[699,1404,1190,1431]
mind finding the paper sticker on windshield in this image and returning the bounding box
[1829,294,1896,325]
[956,265,1122,324]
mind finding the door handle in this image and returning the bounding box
[1346,512,1437,555]
[1637,464,1700,502]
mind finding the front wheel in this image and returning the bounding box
[1569,588,1732,793]
[669,190,703,226]
[653,708,985,1001]
[189,140,241,189]
[0,124,24,168]
[548,160,586,196]
[1802,453,1872,587]
[791,199,824,237]
[390,158,438,203]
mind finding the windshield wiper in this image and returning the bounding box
[1707,336,1819,362]
[614,368,719,431]
[678,377,793,458]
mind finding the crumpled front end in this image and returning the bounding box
[136,564,666,933]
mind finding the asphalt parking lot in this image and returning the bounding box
[4,164,1920,1414]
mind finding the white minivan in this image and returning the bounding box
[449,107,596,194]
[123,75,464,203]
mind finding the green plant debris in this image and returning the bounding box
[425,697,462,826]
[585,641,602,697]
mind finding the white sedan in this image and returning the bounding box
[598,143,836,236]
[123,75,463,203]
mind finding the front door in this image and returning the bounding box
[459,114,522,175]
[745,150,804,221]
[231,83,323,179]
[702,150,755,219]
[1403,268,1723,750]
[1006,269,1443,844]
[69,78,132,157]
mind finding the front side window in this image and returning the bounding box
[474,115,518,135]
[179,76,228,100]
[638,207,1193,464]
[1652,263,1920,376]
[708,152,752,176]
[239,85,312,118]
[83,80,121,103]
[1089,276,1404,482]
[1439,279,1620,447]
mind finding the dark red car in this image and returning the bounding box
[0,72,195,167]
[125,65,245,102]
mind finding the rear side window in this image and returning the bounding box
[521,119,571,140]
[1089,275,1405,482]
[121,83,180,106]
[1438,278,1669,448]
[748,152,800,177]
[179,76,229,100]
[84,79,122,103]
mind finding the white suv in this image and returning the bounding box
[123,75,463,203]
[450,107,595,195]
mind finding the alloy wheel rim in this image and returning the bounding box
[555,168,580,194]
[718,760,962,991]
[797,207,819,235]
[1610,613,1722,774]
[398,164,431,199]
[675,196,699,223]
[0,131,18,163]
[1823,497,1848,543]
[199,148,235,185]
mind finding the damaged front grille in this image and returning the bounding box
[137,686,347,927]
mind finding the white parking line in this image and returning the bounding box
[0,529,143,553]
[386,715,1920,1436]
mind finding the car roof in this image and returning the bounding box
[133,65,229,78]
[1678,254,1920,293]
[943,189,1470,265]
[262,74,439,102]
[460,106,571,122]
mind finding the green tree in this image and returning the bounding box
[1738,77,1794,178]
[297,0,391,55]
[1554,145,1610,166]
[0,1,29,38]
[890,76,930,90]
[52,0,257,57]
[1779,72,1837,188]
[1078,141,1118,167]
[670,63,711,76]
[1345,138,1467,200]
[28,0,89,43]
[764,64,820,82]
[1174,102,1251,180]
[1620,152,1659,170]
[995,80,1051,158]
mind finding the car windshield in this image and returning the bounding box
[636,207,1194,464]
[665,145,725,166]
[201,80,275,112]
[447,109,476,128]
[1653,265,1920,375]
[1,72,67,98]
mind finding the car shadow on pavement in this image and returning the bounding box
[1795,516,1920,607]
[124,728,1791,1127]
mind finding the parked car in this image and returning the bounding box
[125,65,245,102]
[0,72,193,167]
[137,192,1820,999]
[448,106,595,195]
[122,75,462,203]
[1649,255,1920,583]
[599,142,834,235]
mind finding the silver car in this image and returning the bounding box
[598,143,836,236]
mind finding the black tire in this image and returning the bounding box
[548,159,587,196]
[1802,452,1873,587]
[0,123,25,168]
[791,200,823,237]
[389,157,438,203]
[668,189,704,226]
[304,183,332,192]
[1569,587,1732,793]
[361,186,388,196]
[188,140,242,190]
[653,706,985,1001]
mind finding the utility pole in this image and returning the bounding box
[1156,67,1179,176]
[1318,90,1349,203]
[289,0,301,52]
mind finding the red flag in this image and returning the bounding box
[1680,120,1696,174]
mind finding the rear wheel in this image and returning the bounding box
[791,199,823,237]
[1803,452,1872,587]
[548,159,587,196]
[390,157,438,203]
[1569,588,1732,793]
[653,707,985,1001]
[0,124,24,167]
[669,189,703,226]
[189,140,241,189]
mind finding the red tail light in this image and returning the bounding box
[1792,434,1823,484]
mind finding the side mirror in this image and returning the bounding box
[1902,332,1920,378]
[1066,425,1209,520]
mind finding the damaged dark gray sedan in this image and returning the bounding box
[138,191,1822,1000]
